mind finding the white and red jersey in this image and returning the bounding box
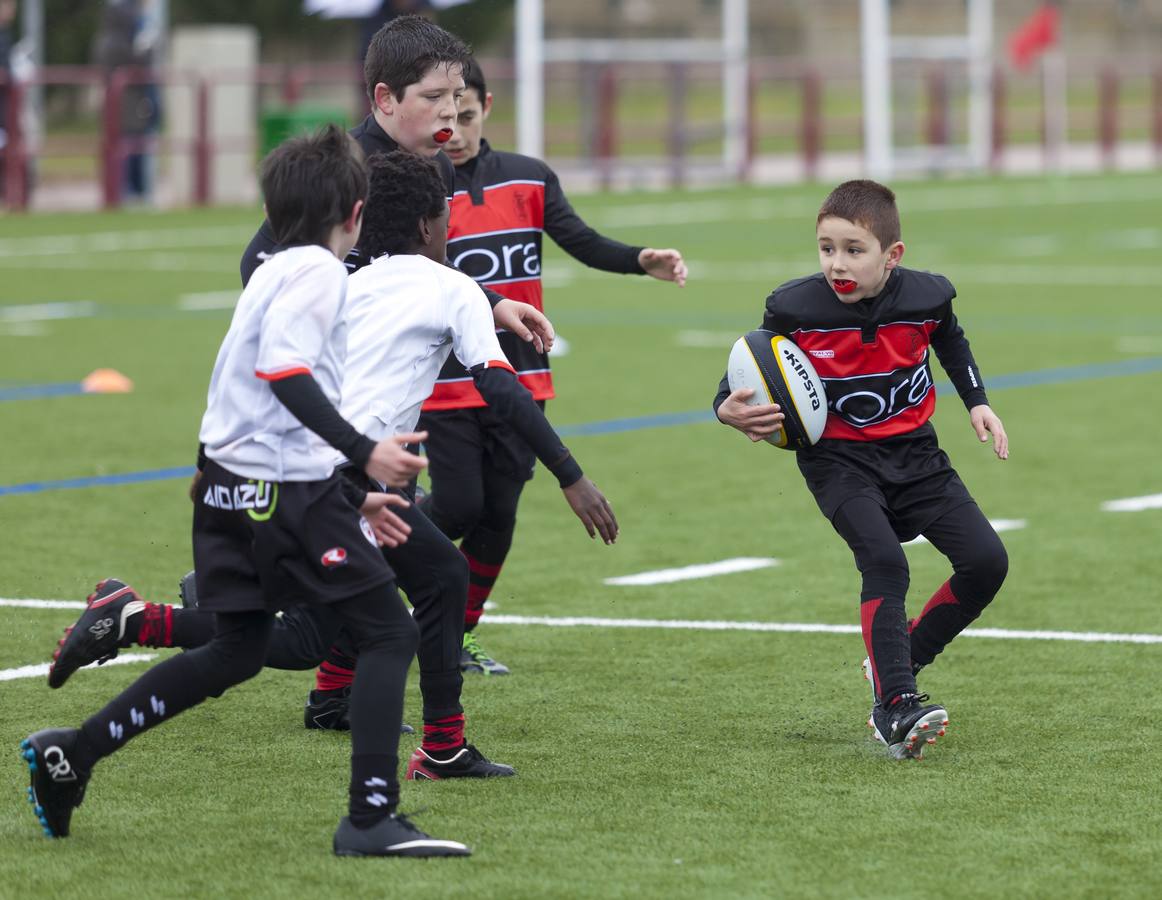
[339,253,514,446]
[199,245,349,481]
[760,267,987,442]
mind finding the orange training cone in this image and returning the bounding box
[81,369,134,394]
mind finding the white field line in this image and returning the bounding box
[485,614,1162,645]
[905,518,1027,546]
[179,291,239,311]
[0,226,254,259]
[604,557,778,586]
[0,301,98,322]
[587,178,1162,231]
[1101,493,1162,512]
[0,653,157,683]
[0,598,86,609]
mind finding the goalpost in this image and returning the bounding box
[514,0,749,177]
[861,0,994,178]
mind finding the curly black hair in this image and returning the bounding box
[357,150,447,258]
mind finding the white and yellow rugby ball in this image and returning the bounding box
[727,330,828,450]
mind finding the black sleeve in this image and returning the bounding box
[542,167,645,274]
[712,371,732,416]
[196,443,207,472]
[470,366,583,488]
[930,303,989,411]
[267,373,377,470]
[241,220,278,286]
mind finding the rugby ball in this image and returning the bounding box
[727,330,827,450]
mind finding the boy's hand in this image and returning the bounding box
[493,298,554,354]
[562,477,619,544]
[970,405,1008,460]
[716,388,784,442]
[639,248,688,287]
[365,432,428,487]
[359,492,413,548]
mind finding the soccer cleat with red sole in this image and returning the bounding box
[870,694,949,760]
[48,579,145,689]
[406,744,515,780]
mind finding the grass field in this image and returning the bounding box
[2,171,1161,898]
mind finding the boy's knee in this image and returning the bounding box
[431,492,484,538]
[964,539,1009,597]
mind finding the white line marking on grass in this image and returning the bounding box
[0,654,157,682]
[179,291,239,311]
[0,226,254,259]
[604,557,778,586]
[904,519,1026,546]
[0,302,97,322]
[1101,494,1162,512]
[485,614,1162,645]
[676,330,741,348]
[0,598,86,609]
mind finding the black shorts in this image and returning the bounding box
[796,423,974,543]
[192,460,394,614]
[418,404,540,483]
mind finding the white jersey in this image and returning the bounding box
[340,254,511,447]
[199,245,349,482]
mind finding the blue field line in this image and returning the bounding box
[0,467,195,497]
[0,383,86,402]
[2,355,1159,497]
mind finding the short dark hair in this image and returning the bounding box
[260,123,368,247]
[357,150,448,258]
[461,55,487,101]
[817,179,901,248]
[363,15,472,102]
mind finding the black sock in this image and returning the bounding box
[349,753,398,827]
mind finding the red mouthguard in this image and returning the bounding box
[434,129,453,144]
[833,279,857,294]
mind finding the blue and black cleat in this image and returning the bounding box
[21,728,90,838]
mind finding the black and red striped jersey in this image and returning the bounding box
[422,139,645,411]
[717,267,988,442]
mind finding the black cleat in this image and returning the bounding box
[20,728,90,838]
[48,579,145,689]
[870,694,949,760]
[178,570,198,609]
[406,743,516,780]
[460,632,509,675]
[304,688,414,734]
[333,813,470,857]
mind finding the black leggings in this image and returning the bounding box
[78,584,417,776]
[831,497,1007,704]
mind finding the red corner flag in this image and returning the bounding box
[1008,3,1061,69]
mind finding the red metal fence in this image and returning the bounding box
[2,56,1160,211]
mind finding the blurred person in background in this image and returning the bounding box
[0,0,16,194]
[95,0,161,203]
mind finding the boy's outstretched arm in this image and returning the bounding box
[471,364,618,544]
[712,371,785,443]
[969,405,1009,460]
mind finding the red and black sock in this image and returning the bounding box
[422,713,465,758]
[459,522,515,631]
[909,578,981,667]
[316,647,356,693]
[860,567,915,707]
[136,603,174,648]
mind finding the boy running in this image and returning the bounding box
[48,150,618,779]
[417,56,686,674]
[22,126,469,856]
[715,180,1009,760]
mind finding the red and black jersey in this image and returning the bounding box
[422,139,645,411]
[716,267,988,442]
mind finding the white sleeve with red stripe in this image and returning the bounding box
[255,254,347,381]
[445,270,514,374]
